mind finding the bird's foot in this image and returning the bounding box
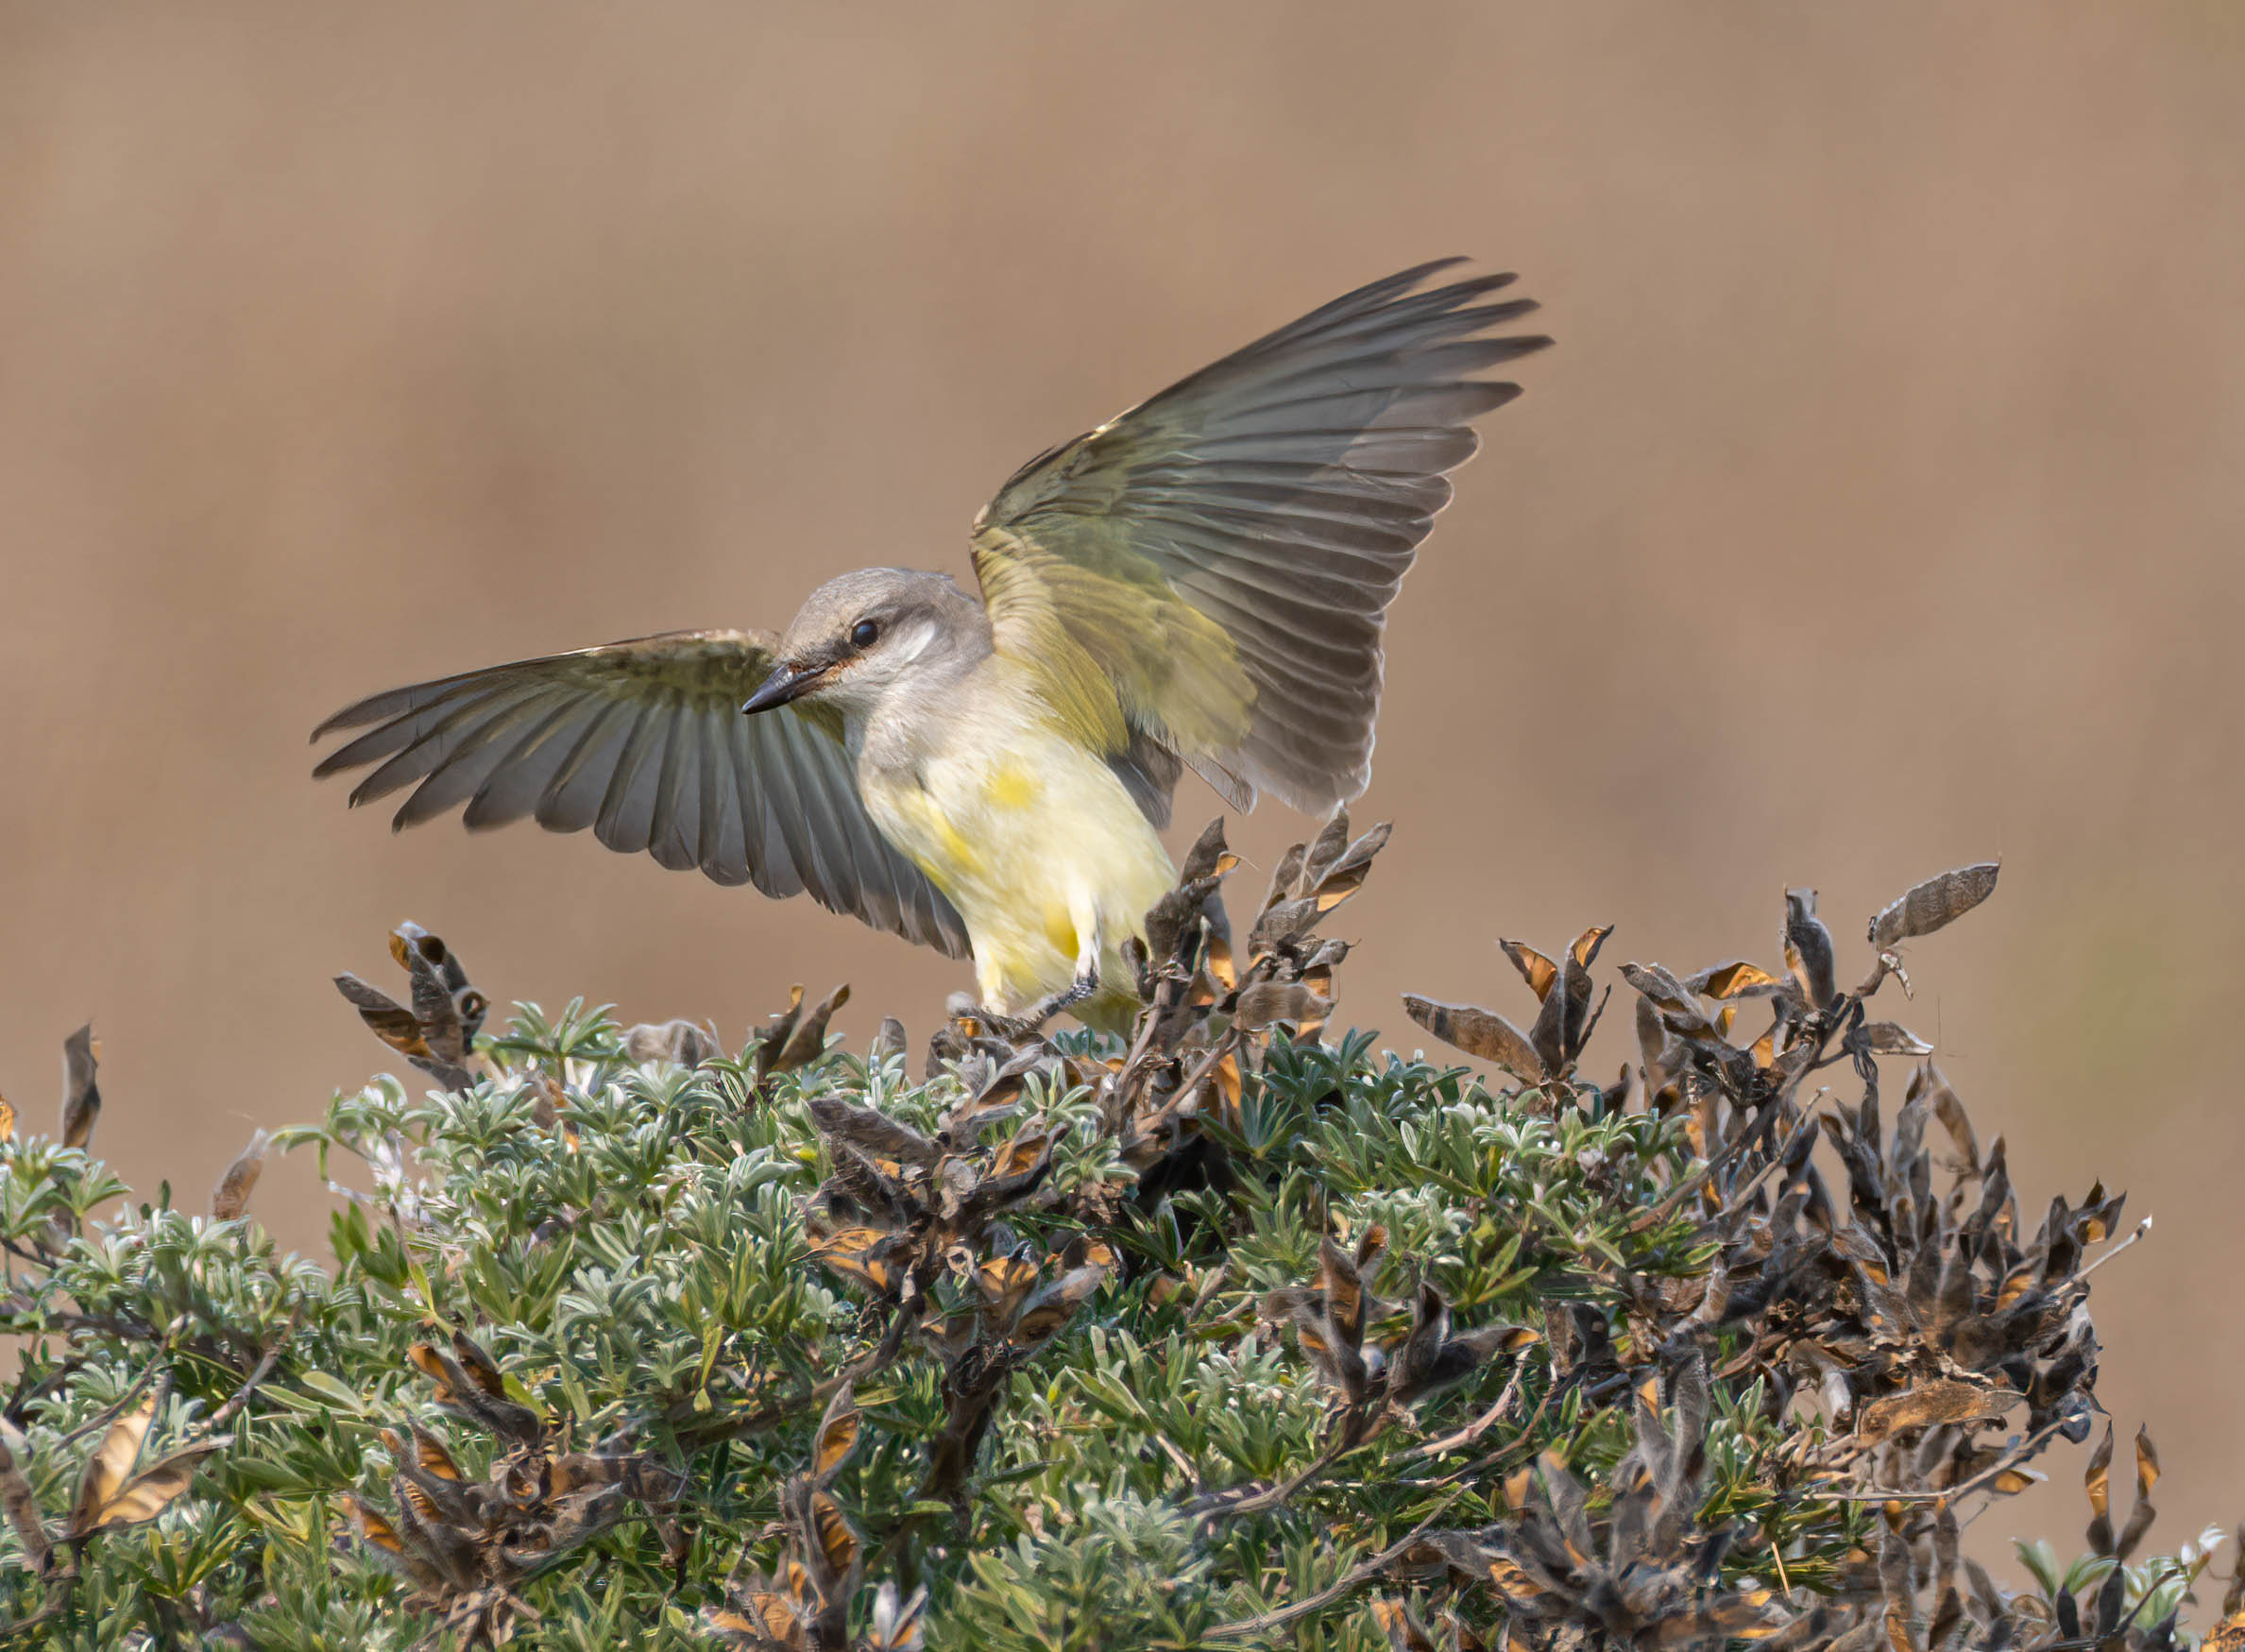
[948,962,1100,1042]
[944,993,1040,1043]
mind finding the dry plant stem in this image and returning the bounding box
[44,1362,164,1454]
[203,1325,296,1433]
[1382,1384,1559,1494]
[1203,1490,1467,1642]
[1189,1432,1352,1522]
[1411,1361,1526,1459]
[1796,1418,2071,1507]
[2071,1218,2152,1285]
[1629,1095,1790,1232]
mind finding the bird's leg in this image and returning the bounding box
[1022,951,1102,1030]
[954,923,1104,1039]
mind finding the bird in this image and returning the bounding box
[311,259,1551,1032]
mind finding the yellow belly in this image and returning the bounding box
[859,727,1176,1028]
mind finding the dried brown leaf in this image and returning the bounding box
[1403,996,1542,1080]
[1009,1262,1106,1349]
[78,1442,222,1531]
[871,1017,909,1065]
[1868,862,2000,947]
[775,984,850,1072]
[1689,960,1780,999]
[1782,889,1837,1008]
[809,1384,860,1482]
[1856,1379,2014,1444]
[1862,1022,1934,1057]
[69,1390,156,1535]
[1233,980,1332,1032]
[60,1023,100,1150]
[1500,938,1559,1002]
[863,1581,928,1652]
[806,1488,859,1583]
[0,1418,51,1571]
[209,1130,270,1222]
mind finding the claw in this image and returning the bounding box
[954,957,1101,1041]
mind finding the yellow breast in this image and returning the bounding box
[859,720,1175,1018]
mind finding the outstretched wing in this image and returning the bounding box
[311,630,969,958]
[971,259,1549,817]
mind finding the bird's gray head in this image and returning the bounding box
[740,568,988,722]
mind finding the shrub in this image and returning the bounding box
[0,818,2231,1650]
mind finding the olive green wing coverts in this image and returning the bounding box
[971,259,1550,816]
[311,632,970,957]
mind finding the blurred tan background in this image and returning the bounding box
[3,3,2240,1549]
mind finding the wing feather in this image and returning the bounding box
[537,699,635,832]
[971,260,1548,814]
[349,685,545,809]
[595,703,665,857]
[458,698,589,829]
[396,690,575,827]
[312,631,966,957]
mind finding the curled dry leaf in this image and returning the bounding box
[60,1024,100,1150]
[67,1390,157,1535]
[1868,861,2000,947]
[0,1417,52,1571]
[76,1441,222,1532]
[1499,938,1558,1001]
[1247,809,1388,952]
[63,1389,222,1537]
[749,983,851,1081]
[808,1383,861,1483]
[1782,889,1836,1009]
[335,923,485,1090]
[1686,959,1779,999]
[1861,1022,1934,1057]
[210,1129,270,1222]
[352,1331,683,1644]
[1371,1598,1441,1652]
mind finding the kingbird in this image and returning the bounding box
[313,260,1550,1030]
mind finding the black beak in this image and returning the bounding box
[740,659,826,716]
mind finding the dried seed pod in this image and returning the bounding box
[1403,996,1542,1080]
[1868,861,2000,946]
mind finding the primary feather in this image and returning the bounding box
[970,258,1549,814]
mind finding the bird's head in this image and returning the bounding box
[742,569,987,722]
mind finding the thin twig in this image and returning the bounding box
[1795,1418,2069,1506]
[203,1321,298,1434]
[2072,1217,2152,1286]
[1410,1362,1525,1460]
[1630,1093,1793,1231]
[1186,1433,1350,1523]
[1203,1489,1465,1642]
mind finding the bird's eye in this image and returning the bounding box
[850,620,880,649]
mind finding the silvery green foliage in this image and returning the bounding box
[0,860,2223,1650]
